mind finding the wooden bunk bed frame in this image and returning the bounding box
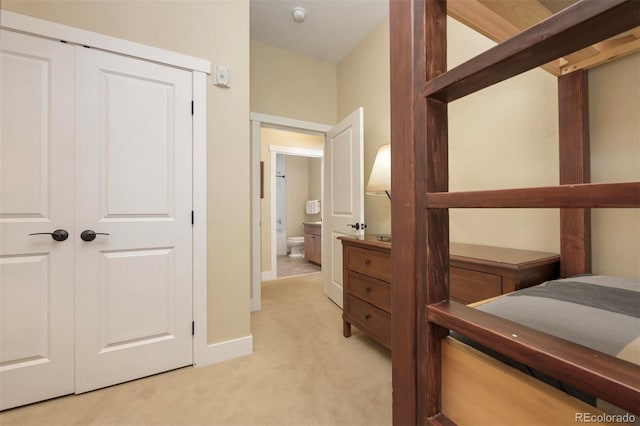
[389,0,640,424]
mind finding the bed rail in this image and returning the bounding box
[425,182,640,209]
[390,0,640,424]
[423,0,640,102]
[428,301,640,415]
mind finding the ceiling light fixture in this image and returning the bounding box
[291,6,306,23]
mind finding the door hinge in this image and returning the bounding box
[191,100,194,115]
[191,210,194,225]
[192,321,195,336]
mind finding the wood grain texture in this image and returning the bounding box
[558,70,591,277]
[442,338,615,425]
[449,242,558,266]
[341,238,392,349]
[561,38,640,74]
[393,0,640,424]
[428,301,640,415]
[389,0,420,423]
[427,412,457,426]
[423,0,640,102]
[422,0,449,423]
[426,182,640,208]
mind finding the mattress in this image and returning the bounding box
[454,275,640,413]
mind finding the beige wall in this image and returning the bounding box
[250,39,335,275]
[337,19,391,236]
[308,157,322,212]
[260,128,323,272]
[337,15,638,278]
[446,18,560,253]
[3,0,252,343]
[251,40,337,124]
[337,17,559,245]
[589,53,640,279]
[448,19,639,278]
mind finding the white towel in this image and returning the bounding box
[306,200,320,214]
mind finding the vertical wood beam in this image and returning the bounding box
[390,0,421,423]
[424,0,449,423]
[391,0,449,423]
[558,70,592,277]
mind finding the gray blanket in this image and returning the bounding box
[476,275,639,362]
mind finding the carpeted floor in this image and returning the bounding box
[0,273,392,426]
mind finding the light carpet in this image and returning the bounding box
[1,272,392,426]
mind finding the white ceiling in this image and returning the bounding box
[250,0,389,64]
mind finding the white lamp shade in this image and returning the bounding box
[366,144,391,195]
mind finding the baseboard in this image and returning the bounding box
[194,334,253,368]
[261,271,275,281]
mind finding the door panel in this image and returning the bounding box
[330,129,354,215]
[0,30,75,410]
[323,108,364,307]
[1,255,50,362]
[101,248,175,347]
[1,48,49,216]
[74,47,193,393]
[103,72,174,216]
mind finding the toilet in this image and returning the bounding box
[287,236,305,257]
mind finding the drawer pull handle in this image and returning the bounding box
[364,314,371,320]
[365,287,372,293]
[364,260,371,266]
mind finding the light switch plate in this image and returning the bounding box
[213,65,231,88]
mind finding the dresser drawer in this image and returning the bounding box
[450,266,502,304]
[346,271,391,312]
[345,246,391,282]
[344,294,391,348]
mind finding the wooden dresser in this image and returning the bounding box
[340,236,392,349]
[339,237,559,349]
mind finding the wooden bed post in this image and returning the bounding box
[390,0,449,424]
[390,0,422,424]
[558,70,592,277]
[423,0,449,423]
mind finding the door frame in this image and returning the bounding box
[268,145,323,279]
[250,113,331,312]
[1,11,211,367]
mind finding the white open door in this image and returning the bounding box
[74,47,193,393]
[323,108,364,307]
[0,30,75,411]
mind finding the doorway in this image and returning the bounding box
[250,113,332,311]
[266,140,323,279]
[272,151,323,278]
[250,110,365,312]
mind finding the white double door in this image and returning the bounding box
[0,30,193,410]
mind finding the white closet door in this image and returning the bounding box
[74,47,193,393]
[0,30,75,410]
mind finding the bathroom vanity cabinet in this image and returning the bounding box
[304,223,321,265]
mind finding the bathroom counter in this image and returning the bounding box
[303,221,322,226]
